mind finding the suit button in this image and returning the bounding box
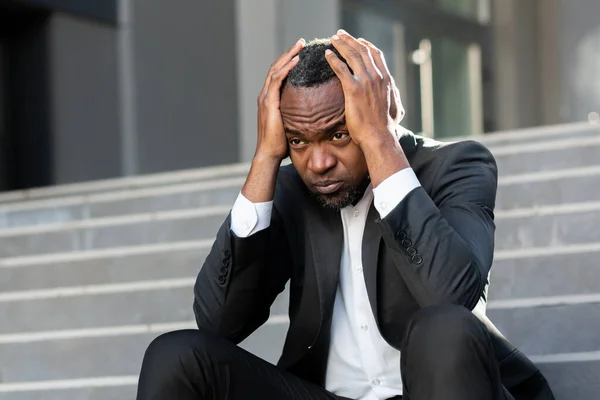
[221,258,230,266]
[223,250,231,259]
[220,267,228,275]
[218,275,226,284]
[401,238,412,248]
[397,230,407,240]
[407,247,417,256]
[412,255,423,265]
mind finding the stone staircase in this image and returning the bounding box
[0,121,599,399]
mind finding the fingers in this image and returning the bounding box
[324,48,354,85]
[330,30,382,81]
[329,30,368,78]
[259,38,305,101]
[263,54,300,105]
[357,38,405,123]
[357,38,391,79]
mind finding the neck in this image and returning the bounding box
[350,175,371,207]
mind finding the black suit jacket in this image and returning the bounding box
[193,131,555,400]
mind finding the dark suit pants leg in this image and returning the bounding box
[136,329,347,400]
[400,305,512,400]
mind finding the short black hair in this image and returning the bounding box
[284,38,350,89]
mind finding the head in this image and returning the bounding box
[281,38,368,211]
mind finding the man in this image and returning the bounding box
[137,31,555,400]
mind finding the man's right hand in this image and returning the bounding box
[255,38,305,161]
[241,39,305,203]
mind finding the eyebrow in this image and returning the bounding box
[284,119,346,136]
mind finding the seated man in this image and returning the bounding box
[136,30,555,400]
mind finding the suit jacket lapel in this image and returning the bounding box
[308,206,344,325]
[362,203,383,323]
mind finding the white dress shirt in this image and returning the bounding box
[230,168,421,399]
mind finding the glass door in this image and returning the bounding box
[407,34,483,138]
[342,0,492,139]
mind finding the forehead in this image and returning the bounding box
[280,79,345,132]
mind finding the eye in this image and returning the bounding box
[289,138,306,146]
[332,132,349,141]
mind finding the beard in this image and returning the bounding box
[312,186,362,211]
[311,181,369,211]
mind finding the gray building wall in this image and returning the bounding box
[132,0,239,174]
[48,12,122,183]
[45,0,239,184]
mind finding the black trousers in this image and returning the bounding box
[137,305,511,400]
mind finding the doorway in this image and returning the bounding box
[0,41,7,191]
[0,2,52,192]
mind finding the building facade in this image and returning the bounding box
[1,0,599,191]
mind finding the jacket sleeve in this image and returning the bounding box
[193,205,292,343]
[377,140,498,310]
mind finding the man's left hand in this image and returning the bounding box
[325,29,404,150]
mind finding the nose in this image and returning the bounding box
[308,145,336,175]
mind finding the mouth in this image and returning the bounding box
[313,181,343,195]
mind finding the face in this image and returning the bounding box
[280,79,369,210]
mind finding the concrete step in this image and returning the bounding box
[487,302,600,356]
[0,322,288,386]
[0,283,289,334]
[496,166,600,209]
[538,358,600,400]
[0,163,249,206]
[0,178,242,230]
[1,318,596,400]
[2,230,596,299]
[2,173,599,258]
[0,385,137,400]
[0,242,210,292]
[490,245,600,301]
[0,321,287,400]
[1,368,594,400]
[494,202,600,250]
[492,135,600,176]
[3,235,597,332]
[460,121,600,148]
[0,359,595,400]
[4,265,598,358]
[0,210,227,258]
[0,160,596,232]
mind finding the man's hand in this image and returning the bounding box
[325,31,403,148]
[255,38,304,162]
[241,39,304,203]
[326,30,410,187]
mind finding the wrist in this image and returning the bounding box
[360,131,409,188]
[359,130,400,155]
[252,152,284,170]
[242,154,281,203]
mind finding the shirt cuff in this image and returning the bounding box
[230,192,273,237]
[372,168,421,218]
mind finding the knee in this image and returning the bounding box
[141,329,222,375]
[404,305,489,359]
